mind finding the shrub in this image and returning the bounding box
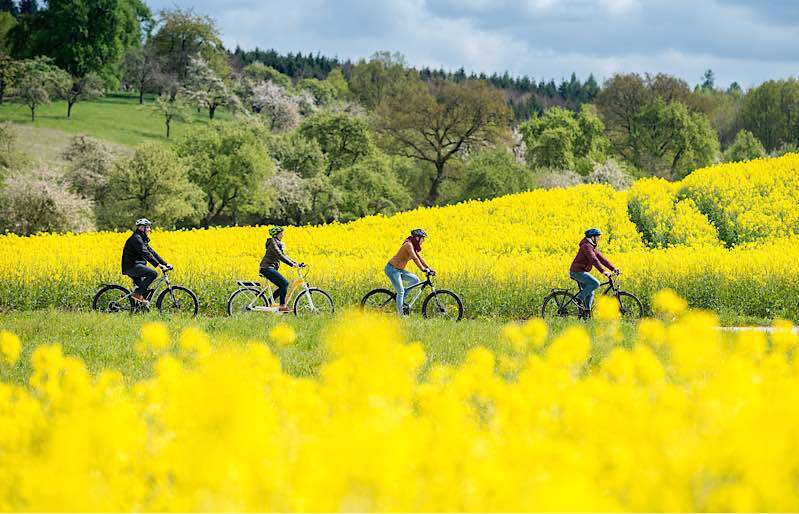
[0,166,95,235]
[533,169,584,189]
[332,153,412,222]
[723,130,766,163]
[459,148,534,201]
[0,122,27,172]
[586,159,633,190]
[62,135,115,201]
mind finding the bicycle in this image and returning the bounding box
[361,270,464,321]
[227,264,334,316]
[541,270,643,320]
[92,266,199,316]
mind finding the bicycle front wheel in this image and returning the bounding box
[156,286,199,316]
[293,288,334,316]
[541,290,580,318]
[616,291,644,320]
[422,290,464,321]
[361,288,397,314]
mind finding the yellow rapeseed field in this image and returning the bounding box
[1,298,799,510]
[0,154,798,317]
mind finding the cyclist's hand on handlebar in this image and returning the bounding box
[297,262,306,268]
[603,270,612,277]
[613,269,621,276]
[159,264,172,271]
[426,268,436,276]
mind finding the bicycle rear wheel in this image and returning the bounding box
[361,288,397,314]
[156,286,199,316]
[616,291,644,320]
[92,284,134,314]
[227,287,269,315]
[541,290,581,318]
[293,288,334,316]
[422,290,463,321]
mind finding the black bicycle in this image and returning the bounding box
[541,270,643,320]
[361,271,464,321]
[92,266,199,316]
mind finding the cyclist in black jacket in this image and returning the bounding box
[122,218,171,304]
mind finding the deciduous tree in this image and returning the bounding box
[15,56,70,121]
[250,81,300,131]
[149,92,190,138]
[183,55,237,119]
[61,72,104,118]
[9,0,151,78]
[150,8,224,92]
[120,43,162,104]
[373,79,511,205]
[175,122,273,228]
[299,111,372,175]
[101,142,202,229]
[350,51,415,109]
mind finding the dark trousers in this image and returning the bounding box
[125,263,158,297]
[260,267,289,305]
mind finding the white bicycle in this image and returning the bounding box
[226,265,334,316]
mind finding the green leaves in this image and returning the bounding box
[520,105,608,172]
[174,122,273,227]
[14,56,70,120]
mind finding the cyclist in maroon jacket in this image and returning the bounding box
[569,228,617,311]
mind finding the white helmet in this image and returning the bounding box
[135,218,152,227]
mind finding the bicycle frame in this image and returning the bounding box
[549,273,621,310]
[108,270,171,302]
[397,273,436,309]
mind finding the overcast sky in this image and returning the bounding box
[147,0,799,88]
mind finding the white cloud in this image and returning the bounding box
[147,0,799,87]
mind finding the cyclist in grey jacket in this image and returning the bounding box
[259,226,303,312]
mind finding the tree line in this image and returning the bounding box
[231,46,601,121]
[0,0,798,236]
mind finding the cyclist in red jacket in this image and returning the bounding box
[569,228,617,312]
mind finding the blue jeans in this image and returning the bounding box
[570,271,601,310]
[125,263,158,297]
[261,267,289,305]
[384,263,420,315]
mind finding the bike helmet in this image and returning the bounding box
[135,218,152,227]
[585,228,602,237]
[411,228,428,238]
[269,226,285,237]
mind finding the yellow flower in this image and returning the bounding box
[637,318,667,347]
[652,289,688,317]
[521,318,548,348]
[546,326,590,370]
[594,296,620,321]
[770,319,798,354]
[178,327,211,358]
[0,330,21,365]
[501,323,526,353]
[269,323,297,347]
[135,322,171,356]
